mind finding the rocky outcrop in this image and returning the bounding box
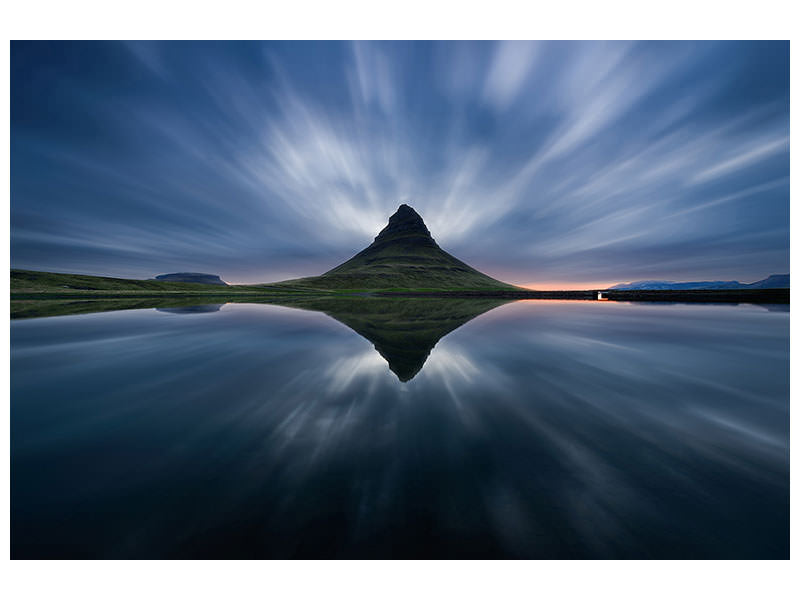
[372,203,432,242]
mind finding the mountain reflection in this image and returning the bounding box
[10,300,789,558]
[267,297,511,381]
[156,304,224,314]
[12,296,510,381]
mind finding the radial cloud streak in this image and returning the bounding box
[11,41,789,287]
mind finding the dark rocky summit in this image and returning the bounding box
[154,272,228,286]
[373,203,432,241]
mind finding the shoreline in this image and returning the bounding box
[11,288,790,303]
[374,288,790,303]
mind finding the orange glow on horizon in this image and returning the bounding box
[225,280,617,290]
[516,281,616,291]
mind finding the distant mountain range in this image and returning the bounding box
[610,274,789,290]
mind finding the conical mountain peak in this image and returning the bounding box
[308,204,514,291]
[373,204,431,243]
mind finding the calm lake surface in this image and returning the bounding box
[10,299,789,558]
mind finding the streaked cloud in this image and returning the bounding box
[11,41,789,285]
[482,41,540,110]
[691,135,789,184]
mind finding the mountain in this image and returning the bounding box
[611,274,789,290]
[744,274,789,289]
[275,204,515,291]
[154,272,227,286]
[610,280,743,290]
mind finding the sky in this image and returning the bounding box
[10,41,789,288]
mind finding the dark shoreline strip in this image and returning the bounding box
[375,289,790,303]
[10,288,789,303]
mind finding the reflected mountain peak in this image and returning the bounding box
[269,297,511,381]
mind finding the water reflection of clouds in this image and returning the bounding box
[418,345,480,393]
[228,300,789,494]
[11,301,789,558]
[324,349,391,396]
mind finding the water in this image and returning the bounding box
[10,299,789,558]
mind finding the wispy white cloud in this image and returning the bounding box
[482,41,540,111]
[691,135,788,184]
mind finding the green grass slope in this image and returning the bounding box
[10,269,310,295]
[11,269,252,293]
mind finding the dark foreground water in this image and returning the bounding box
[11,299,789,558]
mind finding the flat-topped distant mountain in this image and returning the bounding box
[611,274,789,290]
[275,204,516,291]
[10,269,242,292]
[154,273,228,286]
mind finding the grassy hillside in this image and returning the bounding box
[12,269,233,293]
[10,269,317,295]
[277,244,514,291]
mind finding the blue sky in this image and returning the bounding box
[11,41,789,287]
